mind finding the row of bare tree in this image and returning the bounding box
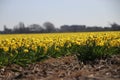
[1,22,120,34]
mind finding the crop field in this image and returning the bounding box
[0,31,120,66]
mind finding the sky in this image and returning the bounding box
[0,0,120,30]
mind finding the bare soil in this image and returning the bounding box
[0,55,120,80]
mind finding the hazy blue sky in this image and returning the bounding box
[0,0,120,30]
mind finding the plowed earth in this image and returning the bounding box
[0,55,120,80]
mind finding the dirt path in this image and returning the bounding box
[0,55,120,80]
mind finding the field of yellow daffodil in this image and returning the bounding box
[0,31,120,66]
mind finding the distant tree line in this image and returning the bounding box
[0,22,120,34]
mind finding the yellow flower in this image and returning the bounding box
[24,49,29,53]
[0,31,120,54]
[3,47,9,52]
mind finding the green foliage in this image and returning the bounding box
[74,39,120,63]
[0,39,119,67]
